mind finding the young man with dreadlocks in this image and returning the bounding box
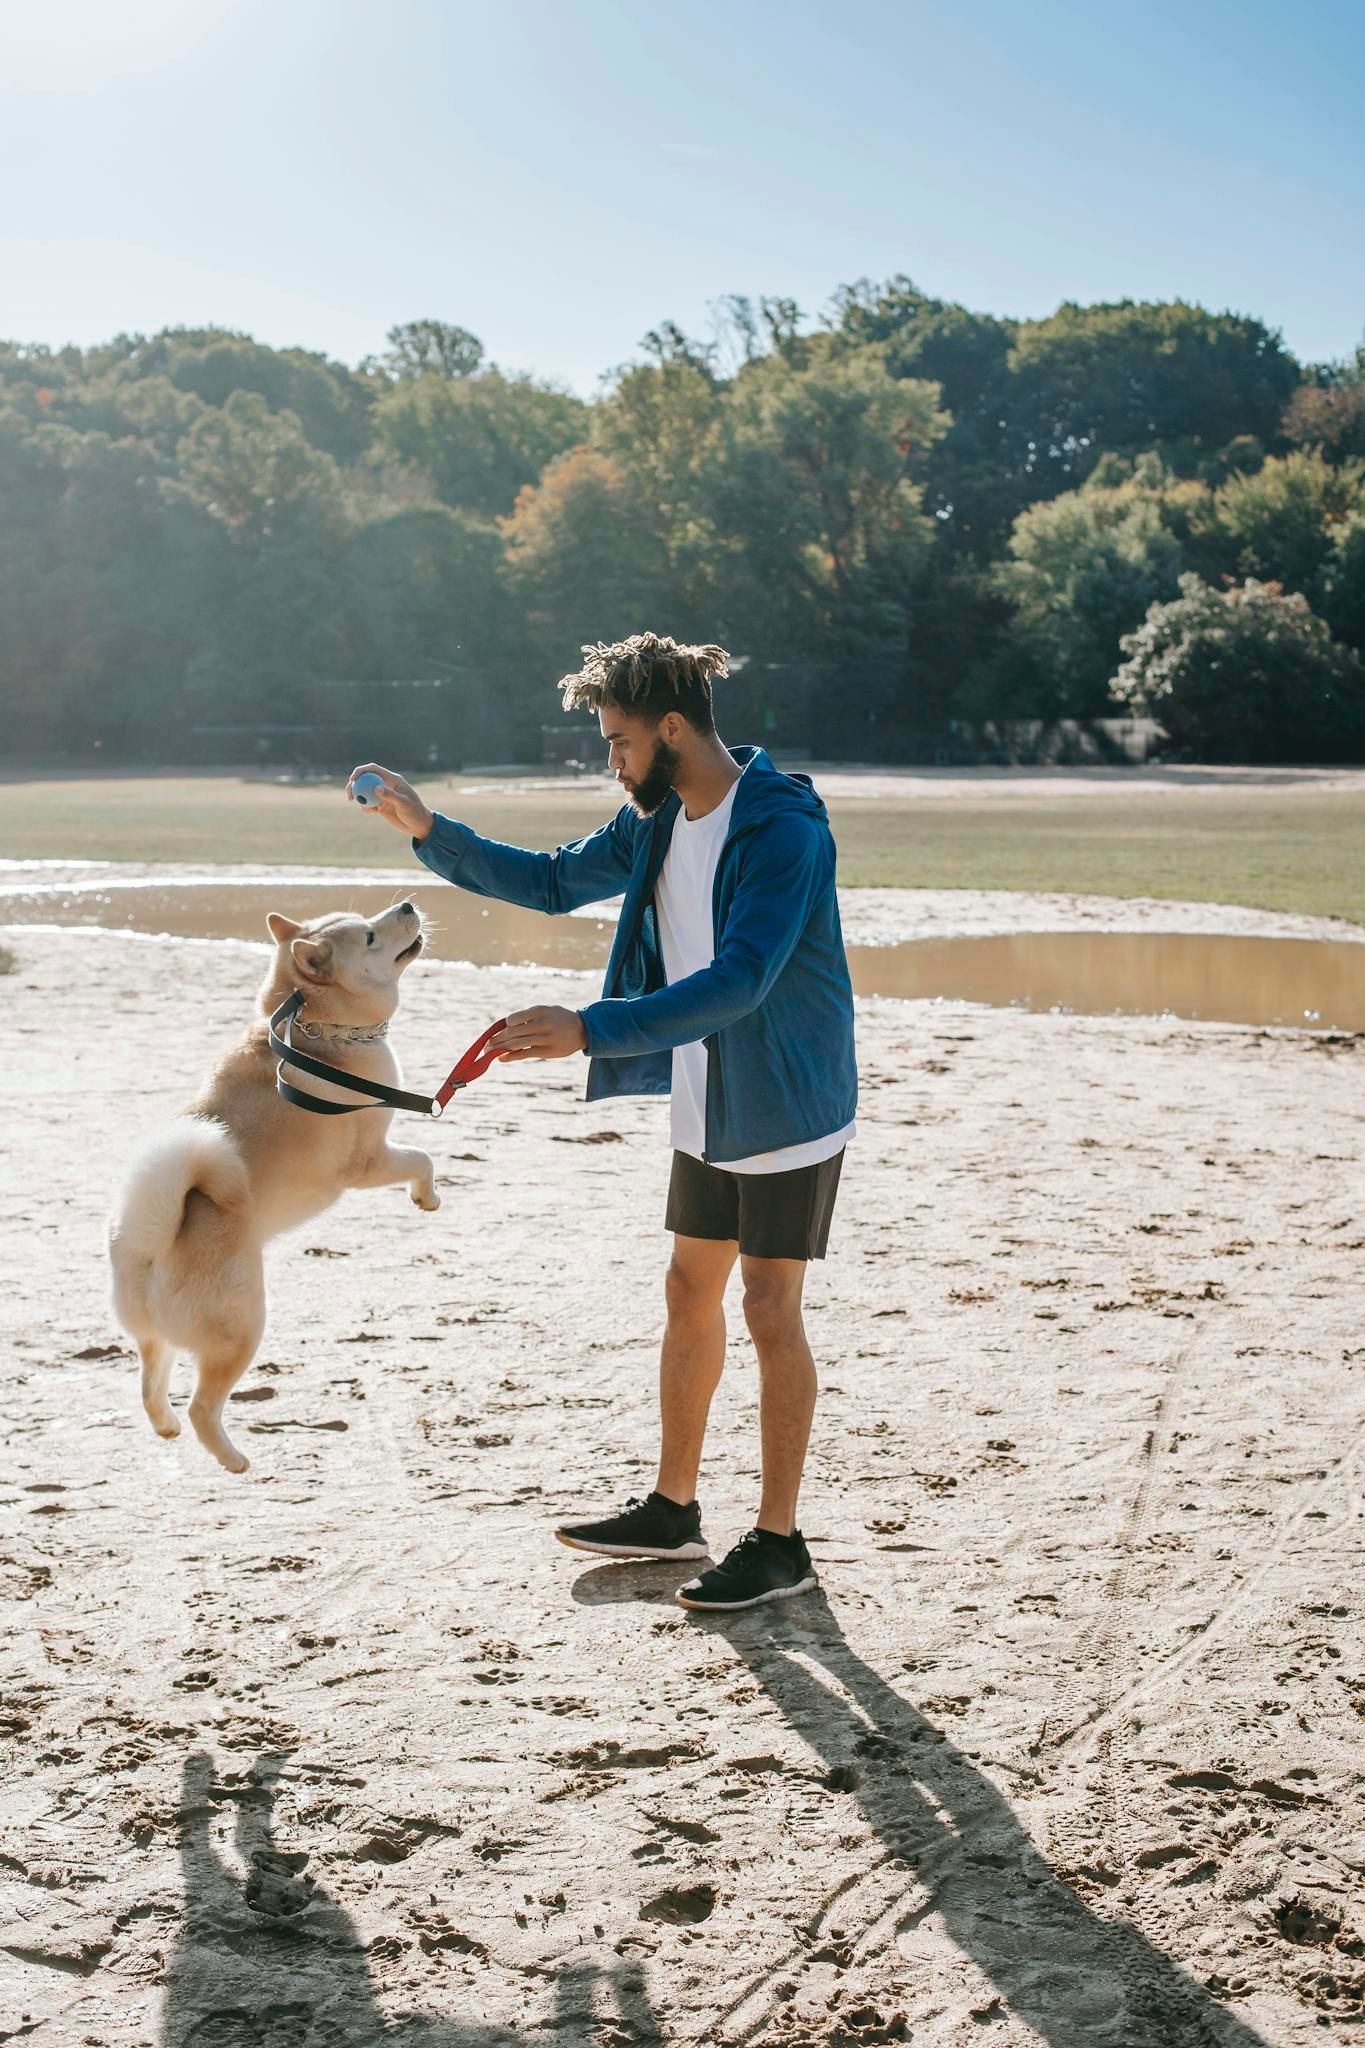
[349,633,857,1612]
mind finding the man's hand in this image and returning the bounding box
[346,762,435,842]
[490,1006,588,1062]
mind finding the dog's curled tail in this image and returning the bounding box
[109,1117,248,1316]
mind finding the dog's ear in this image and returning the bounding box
[290,935,334,984]
[267,912,302,943]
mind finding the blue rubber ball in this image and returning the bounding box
[352,771,385,807]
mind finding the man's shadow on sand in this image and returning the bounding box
[164,1751,667,2048]
[573,1567,1272,2048]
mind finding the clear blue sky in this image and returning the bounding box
[4,0,1361,392]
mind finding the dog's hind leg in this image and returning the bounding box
[188,1344,257,1474]
[187,1255,265,1476]
[140,1338,179,1439]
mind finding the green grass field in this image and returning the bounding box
[2,772,1362,924]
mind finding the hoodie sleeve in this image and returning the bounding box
[578,813,829,1058]
[412,807,635,915]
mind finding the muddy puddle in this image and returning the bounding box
[3,868,1363,1031]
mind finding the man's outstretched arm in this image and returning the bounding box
[346,762,635,915]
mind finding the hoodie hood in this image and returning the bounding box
[723,745,828,835]
[651,747,826,842]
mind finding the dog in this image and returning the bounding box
[109,902,435,1474]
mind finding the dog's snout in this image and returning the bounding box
[399,901,415,917]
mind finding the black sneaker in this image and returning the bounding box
[675,1527,818,1611]
[554,1490,709,1561]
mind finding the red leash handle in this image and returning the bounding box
[432,1018,507,1114]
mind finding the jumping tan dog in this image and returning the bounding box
[109,903,435,1473]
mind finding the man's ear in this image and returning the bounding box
[267,912,302,943]
[290,936,333,984]
[658,710,687,746]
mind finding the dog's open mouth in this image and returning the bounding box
[396,933,424,965]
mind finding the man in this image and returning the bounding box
[349,632,857,1612]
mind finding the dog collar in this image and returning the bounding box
[292,1014,390,1045]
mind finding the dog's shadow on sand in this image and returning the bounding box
[163,1751,666,2048]
[572,1565,1272,2048]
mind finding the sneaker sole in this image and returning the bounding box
[674,1572,819,1612]
[554,1532,711,1561]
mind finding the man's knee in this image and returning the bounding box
[665,1255,726,1324]
[742,1275,804,1351]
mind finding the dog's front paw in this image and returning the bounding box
[411,1183,441,1213]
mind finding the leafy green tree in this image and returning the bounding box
[81,329,372,462]
[635,320,721,378]
[1005,299,1299,486]
[1315,511,1365,654]
[374,369,588,518]
[993,459,1194,713]
[595,327,947,660]
[175,390,344,539]
[0,413,222,752]
[903,560,1022,726]
[708,294,807,368]
[0,411,80,749]
[830,277,1019,552]
[164,339,369,462]
[593,357,726,634]
[345,505,507,674]
[1110,574,1364,762]
[191,521,352,723]
[500,445,674,669]
[61,371,207,456]
[1195,449,1365,596]
[1284,346,1365,463]
[367,319,485,381]
[0,340,85,401]
[167,393,352,720]
[712,338,945,655]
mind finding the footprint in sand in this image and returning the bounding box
[353,1817,459,1865]
[245,1848,314,1919]
[638,1881,717,1925]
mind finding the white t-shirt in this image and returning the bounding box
[654,778,855,1175]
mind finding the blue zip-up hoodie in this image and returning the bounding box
[412,746,857,1163]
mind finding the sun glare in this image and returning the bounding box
[1,1,237,89]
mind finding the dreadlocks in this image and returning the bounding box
[558,632,730,732]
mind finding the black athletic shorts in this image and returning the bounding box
[665,1147,846,1262]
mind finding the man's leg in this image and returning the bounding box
[741,1256,816,1537]
[655,1233,738,1505]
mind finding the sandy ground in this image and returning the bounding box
[2,917,1363,2048]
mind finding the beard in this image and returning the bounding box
[623,735,682,817]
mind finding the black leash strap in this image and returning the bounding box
[269,991,440,1117]
[268,991,508,1119]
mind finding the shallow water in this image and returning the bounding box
[3,870,1363,1031]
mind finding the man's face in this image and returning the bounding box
[600,707,681,817]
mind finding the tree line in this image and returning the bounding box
[2,287,1363,764]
